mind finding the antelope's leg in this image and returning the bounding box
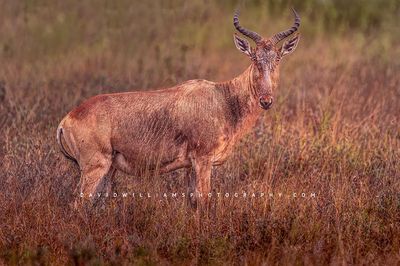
[74,151,113,208]
[104,167,117,194]
[185,167,197,208]
[190,156,212,209]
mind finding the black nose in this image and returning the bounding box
[259,97,273,110]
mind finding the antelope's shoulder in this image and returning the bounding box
[177,79,215,92]
[181,78,214,86]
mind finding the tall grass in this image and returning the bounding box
[0,0,399,265]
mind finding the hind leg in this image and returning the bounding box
[104,167,117,195]
[74,151,113,208]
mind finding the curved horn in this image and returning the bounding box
[233,10,262,44]
[270,8,300,45]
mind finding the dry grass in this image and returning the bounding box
[0,1,399,265]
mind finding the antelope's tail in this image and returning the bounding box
[56,124,76,162]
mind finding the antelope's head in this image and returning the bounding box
[233,8,300,110]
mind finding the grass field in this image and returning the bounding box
[0,0,399,265]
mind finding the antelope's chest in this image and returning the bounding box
[211,130,239,165]
[211,112,260,165]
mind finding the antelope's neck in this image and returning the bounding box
[234,64,262,101]
[216,64,262,130]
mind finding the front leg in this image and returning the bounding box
[189,155,212,210]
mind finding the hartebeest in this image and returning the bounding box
[57,9,300,207]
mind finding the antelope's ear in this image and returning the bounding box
[233,34,252,57]
[280,33,300,58]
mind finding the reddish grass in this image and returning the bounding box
[0,1,399,265]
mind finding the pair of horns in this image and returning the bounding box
[233,7,300,45]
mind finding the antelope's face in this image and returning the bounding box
[233,8,301,110]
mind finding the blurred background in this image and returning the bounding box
[0,0,399,120]
[0,0,399,85]
[0,0,399,265]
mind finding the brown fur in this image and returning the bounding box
[57,18,300,208]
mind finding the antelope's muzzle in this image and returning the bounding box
[259,95,273,110]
